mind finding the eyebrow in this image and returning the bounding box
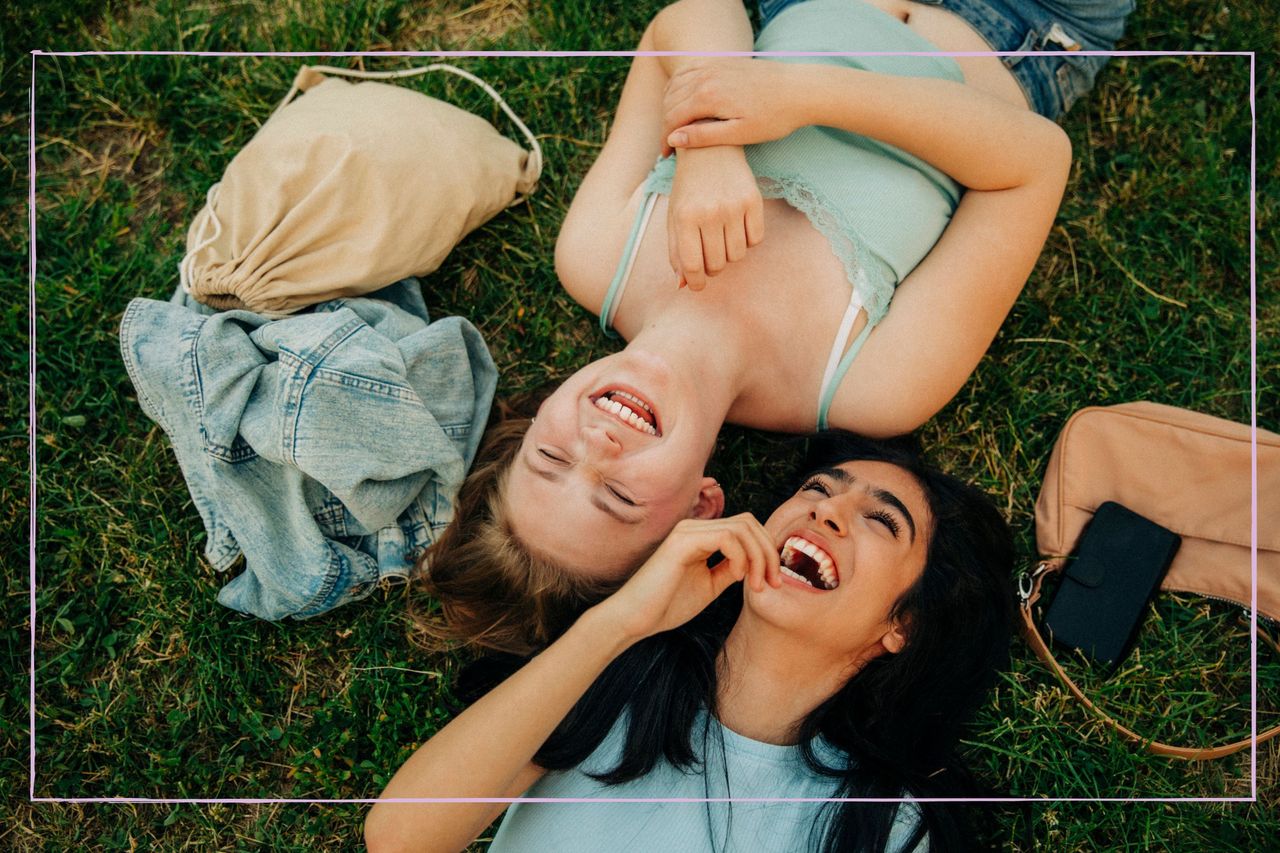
[522,453,643,526]
[814,466,918,542]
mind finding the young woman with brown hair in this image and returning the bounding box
[412,0,1130,655]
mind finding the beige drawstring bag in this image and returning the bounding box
[180,64,543,316]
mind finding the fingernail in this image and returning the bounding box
[669,131,687,147]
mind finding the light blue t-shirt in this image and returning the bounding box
[488,711,925,852]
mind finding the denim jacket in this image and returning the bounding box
[119,278,497,620]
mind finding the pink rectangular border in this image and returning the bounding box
[27,47,1262,806]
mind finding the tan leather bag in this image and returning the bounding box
[1022,401,1280,759]
[180,64,542,316]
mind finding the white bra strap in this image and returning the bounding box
[276,63,543,204]
[817,287,864,415]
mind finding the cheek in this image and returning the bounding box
[763,500,807,537]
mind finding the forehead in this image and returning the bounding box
[827,460,930,522]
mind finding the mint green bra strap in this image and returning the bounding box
[816,319,877,431]
[599,191,661,339]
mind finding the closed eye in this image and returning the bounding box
[868,509,901,538]
[606,484,638,507]
[539,448,570,465]
[800,476,832,497]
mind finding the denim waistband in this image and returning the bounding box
[757,0,1134,119]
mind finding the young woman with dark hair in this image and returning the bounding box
[371,432,1017,852]
[412,0,1132,656]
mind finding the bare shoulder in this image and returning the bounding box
[555,179,652,316]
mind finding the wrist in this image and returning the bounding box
[676,137,745,156]
[791,63,850,130]
[576,601,643,658]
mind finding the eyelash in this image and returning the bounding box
[800,476,831,496]
[800,477,901,537]
[607,485,637,507]
[540,449,636,506]
[868,509,901,537]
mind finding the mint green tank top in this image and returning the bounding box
[600,0,963,429]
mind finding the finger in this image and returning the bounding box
[724,219,747,265]
[670,520,736,567]
[752,519,782,589]
[667,212,681,279]
[710,531,750,588]
[738,524,767,594]
[745,197,765,248]
[678,225,707,291]
[719,516,759,592]
[707,557,745,600]
[701,225,727,278]
[662,84,708,140]
[728,513,777,592]
[667,119,742,150]
[709,516,760,593]
[662,93,696,141]
[740,516,775,593]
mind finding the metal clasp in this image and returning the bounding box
[1017,561,1052,604]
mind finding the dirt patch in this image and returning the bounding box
[400,0,529,49]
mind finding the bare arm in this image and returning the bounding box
[663,59,1070,434]
[555,0,759,303]
[364,515,779,853]
[664,59,1071,195]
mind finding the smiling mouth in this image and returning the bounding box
[779,536,839,591]
[592,388,660,436]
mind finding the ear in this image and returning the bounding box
[879,618,909,655]
[689,477,725,519]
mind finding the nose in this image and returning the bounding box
[581,424,623,459]
[810,498,847,536]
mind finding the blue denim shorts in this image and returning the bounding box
[757,0,1135,119]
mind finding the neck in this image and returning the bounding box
[714,610,862,746]
[621,303,749,434]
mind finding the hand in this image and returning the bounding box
[663,59,804,151]
[667,146,764,290]
[600,514,781,642]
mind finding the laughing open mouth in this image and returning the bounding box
[592,389,660,436]
[779,536,839,591]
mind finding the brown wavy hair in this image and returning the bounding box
[408,405,623,656]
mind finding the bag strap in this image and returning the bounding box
[1019,561,1280,760]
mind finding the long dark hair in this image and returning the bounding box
[530,431,1017,852]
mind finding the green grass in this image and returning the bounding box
[7,0,1279,849]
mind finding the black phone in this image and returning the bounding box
[1042,501,1181,671]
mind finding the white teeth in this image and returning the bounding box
[611,390,653,415]
[593,395,658,435]
[780,565,814,587]
[780,536,840,590]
